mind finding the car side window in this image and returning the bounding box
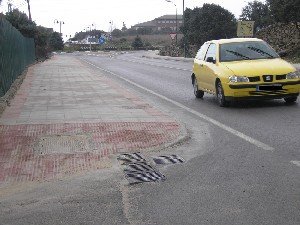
[196,43,209,60]
[204,43,217,62]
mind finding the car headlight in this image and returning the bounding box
[229,75,250,83]
[286,71,300,79]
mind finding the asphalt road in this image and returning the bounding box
[80,51,300,225]
[1,52,299,225]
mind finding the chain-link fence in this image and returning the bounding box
[0,15,35,97]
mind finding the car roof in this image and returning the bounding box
[207,38,264,45]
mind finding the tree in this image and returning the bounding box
[111,29,123,38]
[267,0,300,25]
[240,1,272,30]
[122,22,127,31]
[181,4,236,48]
[49,32,64,51]
[73,30,103,41]
[5,8,54,59]
[35,26,52,59]
[131,36,143,49]
[5,9,36,38]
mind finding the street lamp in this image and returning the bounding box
[165,0,178,45]
[65,35,72,42]
[85,24,94,51]
[54,19,64,35]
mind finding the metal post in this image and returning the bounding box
[165,0,178,45]
[88,24,94,52]
[89,31,92,52]
[175,7,178,45]
[183,0,186,58]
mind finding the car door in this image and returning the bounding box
[203,43,218,93]
[193,43,210,90]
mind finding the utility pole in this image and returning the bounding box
[25,0,32,21]
[8,3,12,12]
[183,0,186,58]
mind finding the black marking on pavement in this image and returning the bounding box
[118,153,166,184]
[152,155,185,165]
[117,152,146,164]
[124,162,157,174]
[125,171,166,184]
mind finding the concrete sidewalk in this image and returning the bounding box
[0,55,182,188]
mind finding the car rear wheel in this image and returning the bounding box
[284,96,298,104]
[216,81,229,107]
[193,78,204,98]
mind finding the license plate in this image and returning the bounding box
[256,84,282,91]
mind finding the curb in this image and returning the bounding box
[142,53,194,63]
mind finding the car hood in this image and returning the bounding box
[221,58,295,76]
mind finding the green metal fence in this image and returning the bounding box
[0,15,35,97]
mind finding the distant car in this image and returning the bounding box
[191,38,300,106]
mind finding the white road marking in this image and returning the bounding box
[291,161,300,167]
[83,59,275,151]
[119,58,192,72]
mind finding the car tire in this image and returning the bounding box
[193,78,204,98]
[216,81,229,107]
[284,96,298,104]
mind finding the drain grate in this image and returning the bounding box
[152,155,185,165]
[34,134,93,155]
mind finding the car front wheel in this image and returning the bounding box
[193,78,204,98]
[216,81,229,107]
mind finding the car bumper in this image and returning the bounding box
[224,80,300,101]
[225,93,299,101]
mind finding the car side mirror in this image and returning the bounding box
[206,57,216,64]
[278,51,287,58]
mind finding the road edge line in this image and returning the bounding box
[82,59,275,151]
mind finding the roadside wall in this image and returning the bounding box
[256,22,300,55]
[0,14,35,97]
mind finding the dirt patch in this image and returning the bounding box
[0,68,28,116]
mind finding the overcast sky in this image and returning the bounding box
[0,0,253,38]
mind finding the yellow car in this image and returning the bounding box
[191,38,300,106]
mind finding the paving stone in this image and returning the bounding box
[0,55,182,188]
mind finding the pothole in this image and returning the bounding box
[34,134,94,155]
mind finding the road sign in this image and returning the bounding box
[98,35,106,45]
[170,33,177,40]
[237,21,255,37]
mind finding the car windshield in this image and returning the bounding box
[219,41,279,62]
